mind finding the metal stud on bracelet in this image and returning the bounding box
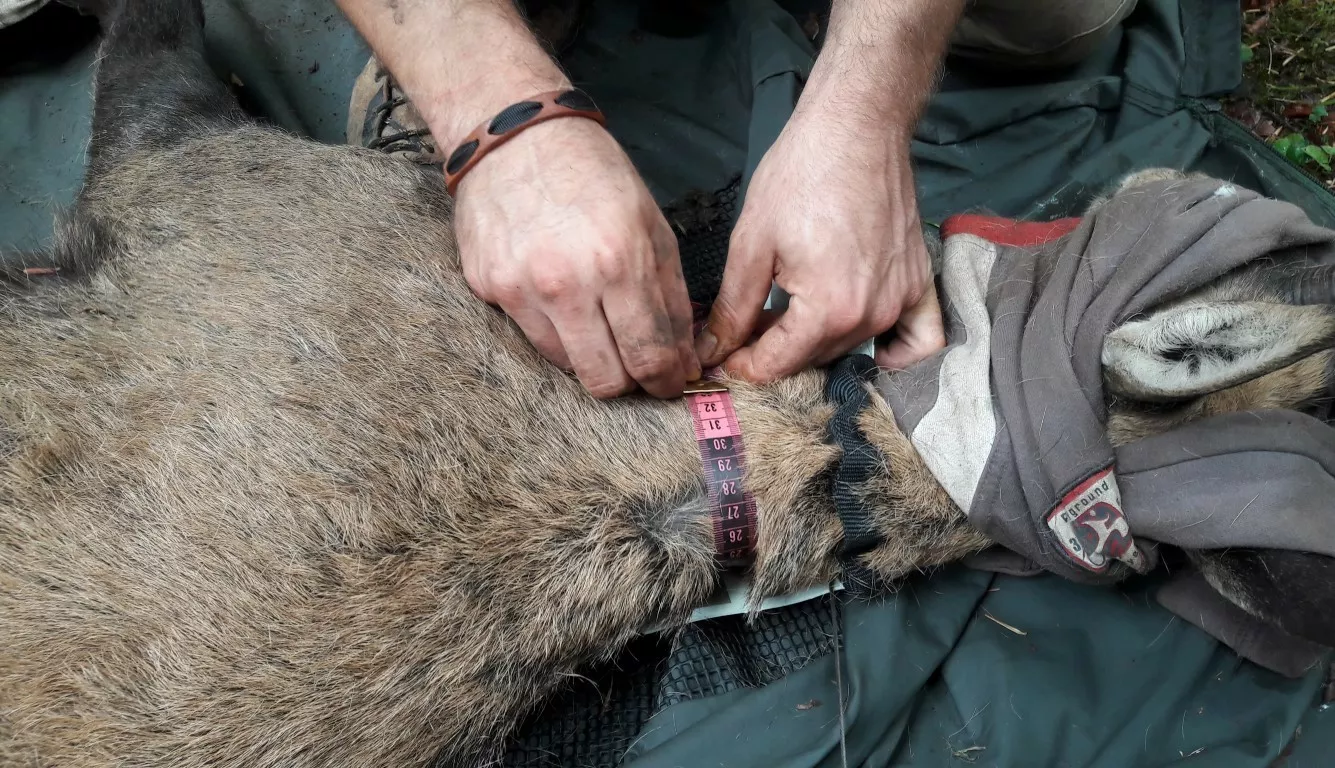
[443,89,606,196]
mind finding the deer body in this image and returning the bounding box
[0,110,981,768]
[2,2,1333,766]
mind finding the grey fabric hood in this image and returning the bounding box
[876,175,1335,673]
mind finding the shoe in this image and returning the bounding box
[346,56,441,165]
[346,0,588,165]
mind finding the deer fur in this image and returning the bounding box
[1,1,1333,766]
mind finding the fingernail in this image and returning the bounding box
[695,331,717,364]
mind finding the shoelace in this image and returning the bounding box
[366,75,436,157]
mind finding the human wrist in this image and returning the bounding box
[424,62,574,154]
[800,0,965,135]
[338,0,574,153]
[414,9,573,151]
[789,80,916,150]
[442,90,607,196]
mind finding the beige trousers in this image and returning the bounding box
[951,0,1141,68]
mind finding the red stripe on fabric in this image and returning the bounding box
[940,214,1082,247]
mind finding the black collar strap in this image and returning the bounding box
[823,353,888,595]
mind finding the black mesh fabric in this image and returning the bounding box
[661,175,740,310]
[499,175,839,768]
[653,597,838,706]
[496,635,671,768]
[502,599,839,767]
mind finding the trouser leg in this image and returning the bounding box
[950,0,1140,69]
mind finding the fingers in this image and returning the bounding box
[545,222,696,400]
[718,295,832,383]
[696,226,775,368]
[652,222,703,382]
[720,281,941,383]
[602,268,691,399]
[547,297,636,399]
[450,116,704,401]
[498,264,687,400]
[875,284,946,371]
[513,249,635,398]
[750,307,782,338]
[501,302,573,370]
[472,263,576,370]
[472,216,696,399]
[574,221,695,400]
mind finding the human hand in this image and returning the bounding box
[694,98,945,381]
[453,117,701,399]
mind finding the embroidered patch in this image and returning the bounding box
[1045,468,1149,573]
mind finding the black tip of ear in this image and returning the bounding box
[1195,549,1335,648]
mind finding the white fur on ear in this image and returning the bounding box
[1102,301,1335,401]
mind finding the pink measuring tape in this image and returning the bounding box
[684,376,759,566]
[685,303,758,565]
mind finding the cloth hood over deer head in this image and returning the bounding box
[877,173,1335,675]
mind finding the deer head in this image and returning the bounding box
[854,168,1335,652]
[1098,171,1335,649]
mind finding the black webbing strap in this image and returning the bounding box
[823,354,888,595]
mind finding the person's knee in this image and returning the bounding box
[951,0,1139,69]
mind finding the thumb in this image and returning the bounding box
[721,295,825,384]
[875,283,945,371]
[696,228,775,368]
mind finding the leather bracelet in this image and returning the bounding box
[443,88,606,196]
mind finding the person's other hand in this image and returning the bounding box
[454,117,700,399]
[695,97,945,381]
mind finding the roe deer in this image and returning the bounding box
[2,1,1333,766]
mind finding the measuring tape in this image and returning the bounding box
[685,377,758,567]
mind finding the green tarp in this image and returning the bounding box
[2,0,1332,765]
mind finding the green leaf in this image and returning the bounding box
[1304,144,1333,171]
[1323,145,1335,158]
[1272,133,1311,164]
[1240,43,1254,63]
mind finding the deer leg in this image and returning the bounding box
[64,0,246,180]
[4,0,251,284]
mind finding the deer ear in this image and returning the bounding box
[1102,301,1335,402]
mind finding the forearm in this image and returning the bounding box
[801,0,967,135]
[335,0,570,149]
